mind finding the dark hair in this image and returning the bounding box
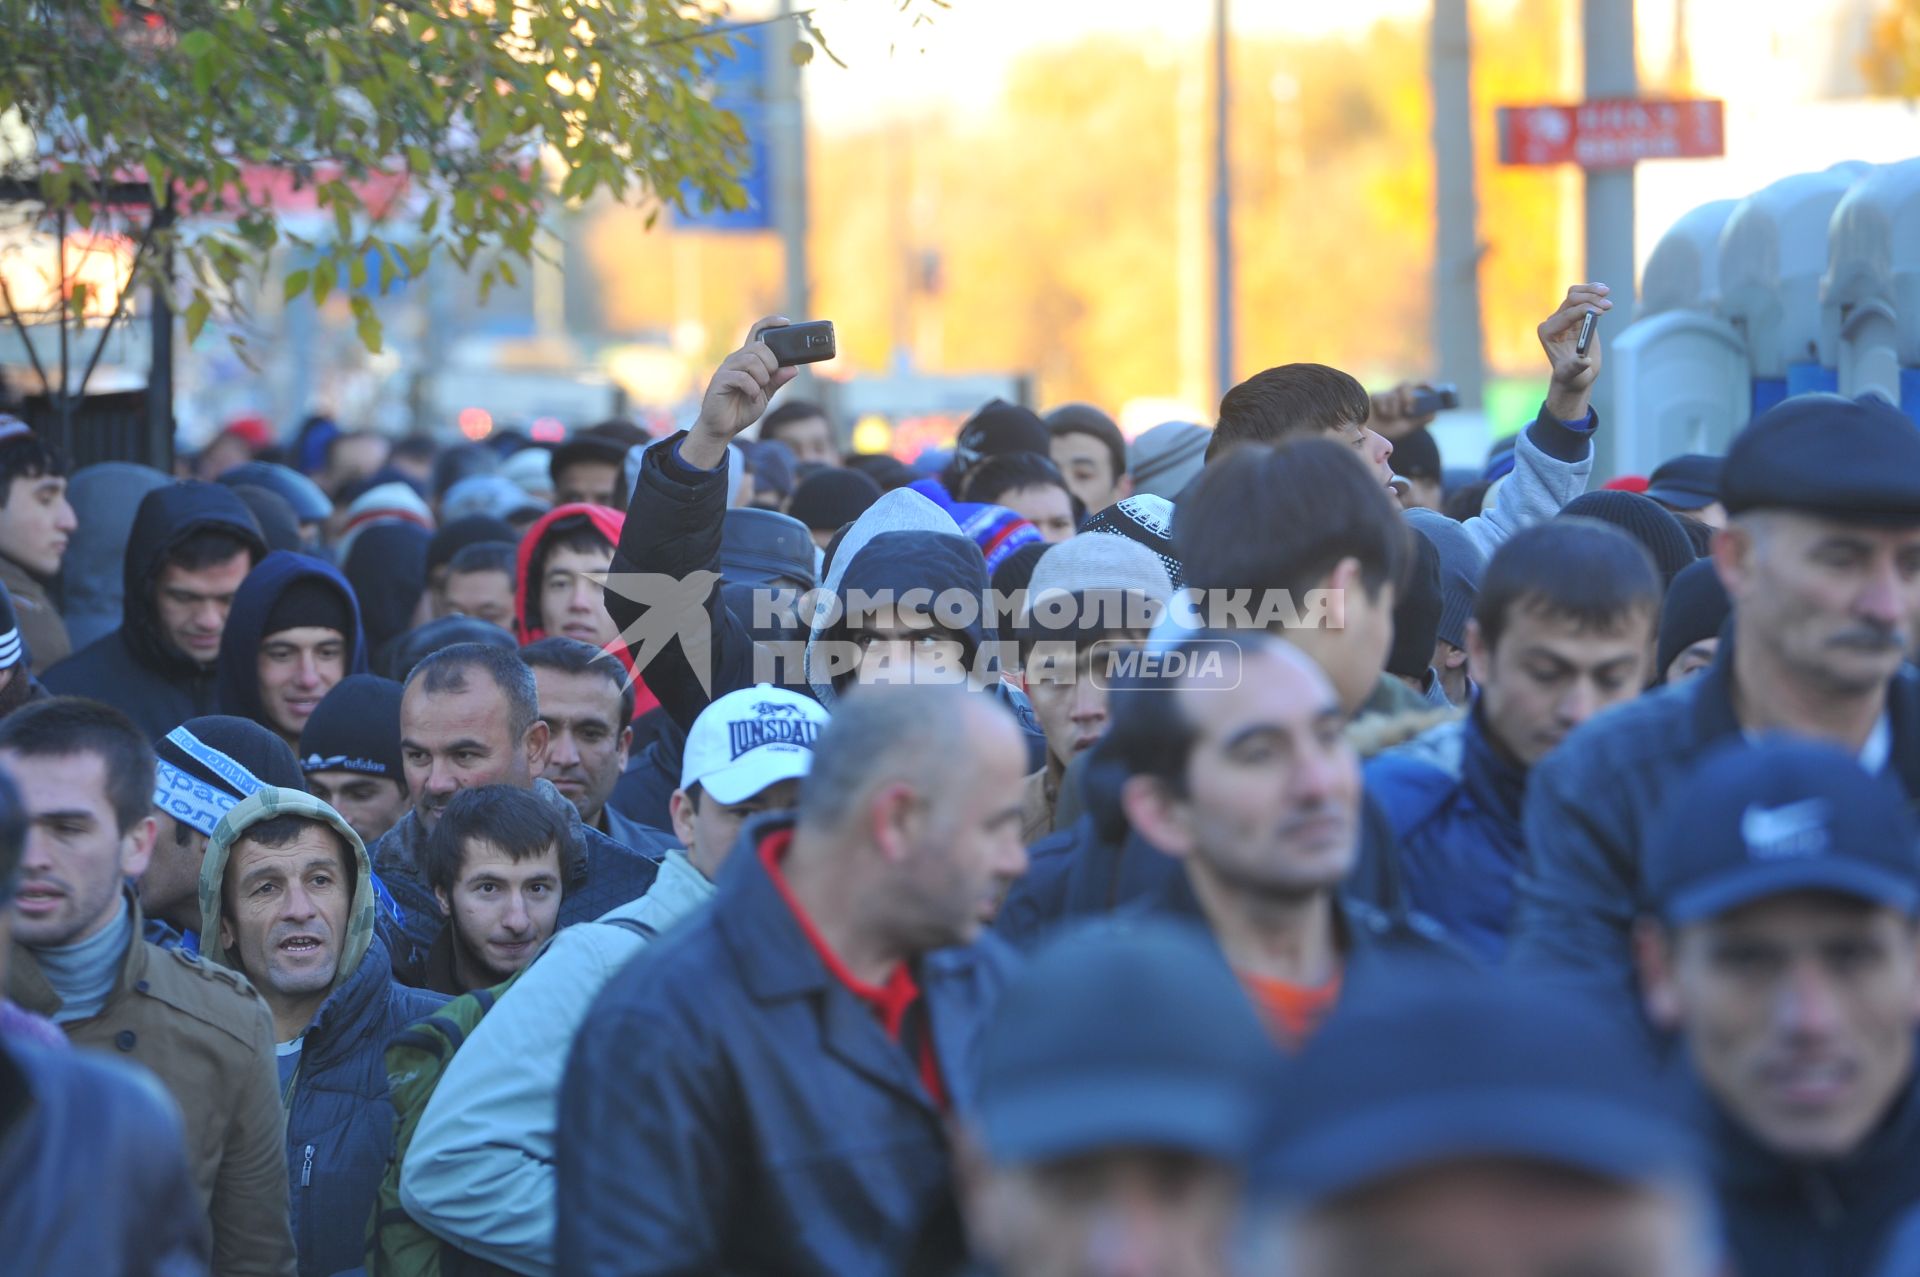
[527,513,612,630]
[520,635,634,726]
[0,769,26,899]
[1475,518,1662,652]
[962,452,1073,509]
[0,697,155,832]
[447,540,518,583]
[1210,364,1370,463]
[422,783,568,894]
[761,399,831,445]
[1673,513,1716,558]
[1046,405,1127,481]
[0,433,67,507]
[165,525,260,573]
[406,643,540,744]
[531,514,612,569]
[1177,439,1411,603]
[1100,630,1254,800]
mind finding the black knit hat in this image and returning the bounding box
[0,578,24,671]
[789,468,882,533]
[956,399,1049,464]
[264,575,354,639]
[1388,428,1443,482]
[1656,559,1731,682]
[153,715,305,837]
[229,484,304,554]
[299,674,405,780]
[1387,528,1444,679]
[1558,490,1696,586]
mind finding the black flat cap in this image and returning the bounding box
[1644,452,1723,510]
[1723,393,1920,525]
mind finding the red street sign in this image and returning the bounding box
[1497,98,1725,169]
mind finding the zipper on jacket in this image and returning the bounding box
[301,1143,314,1189]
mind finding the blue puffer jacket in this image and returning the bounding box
[201,786,449,1277]
[282,933,445,1276]
[557,814,1019,1277]
[1366,704,1528,963]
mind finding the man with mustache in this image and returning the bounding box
[1511,393,1920,1019]
[199,785,446,1277]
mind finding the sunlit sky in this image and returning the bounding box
[786,0,1916,275]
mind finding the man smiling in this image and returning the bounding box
[1636,739,1920,1277]
[418,785,566,995]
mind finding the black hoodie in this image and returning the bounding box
[42,482,265,739]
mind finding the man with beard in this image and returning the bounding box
[1511,394,1920,1017]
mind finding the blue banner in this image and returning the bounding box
[676,28,773,232]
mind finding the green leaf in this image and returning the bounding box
[283,268,310,302]
[419,198,441,235]
[184,295,211,344]
[790,40,814,67]
[178,31,216,60]
[333,194,353,244]
[67,281,89,317]
[348,252,368,291]
[406,146,431,178]
[313,257,337,307]
[351,296,383,352]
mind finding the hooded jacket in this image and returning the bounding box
[557,814,1018,1277]
[517,501,660,719]
[200,786,447,1277]
[342,521,429,655]
[43,481,267,738]
[1366,702,1529,964]
[56,461,171,651]
[215,551,370,734]
[369,776,670,986]
[1703,1056,1920,1277]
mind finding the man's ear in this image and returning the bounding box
[1633,916,1684,1031]
[667,788,697,848]
[616,724,633,772]
[1319,558,1364,633]
[1120,774,1194,860]
[867,781,922,864]
[1438,640,1469,672]
[523,718,552,775]
[218,915,235,956]
[1711,521,1750,601]
[433,885,452,919]
[122,814,158,881]
[1115,473,1134,502]
[1465,618,1492,686]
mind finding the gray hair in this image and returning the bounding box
[405,642,540,744]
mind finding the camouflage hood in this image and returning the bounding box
[198,784,377,991]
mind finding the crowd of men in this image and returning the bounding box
[5,280,1920,1277]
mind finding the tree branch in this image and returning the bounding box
[0,273,53,400]
[73,209,155,400]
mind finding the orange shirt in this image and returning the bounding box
[759,830,949,1110]
[1239,970,1344,1050]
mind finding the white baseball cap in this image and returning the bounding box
[680,684,829,806]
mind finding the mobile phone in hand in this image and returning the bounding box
[762,321,837,367]
[1576,310,1598,358]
